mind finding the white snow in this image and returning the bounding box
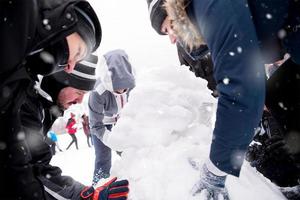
[51,0,287,199]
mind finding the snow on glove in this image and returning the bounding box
[191,164,229,200]
[81,177,129,200]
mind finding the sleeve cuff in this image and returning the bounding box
[205,158,227,176]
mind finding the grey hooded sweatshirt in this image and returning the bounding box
[88,49,135,140]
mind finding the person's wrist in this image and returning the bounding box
[202,163,226,188]
[81,186,95,200]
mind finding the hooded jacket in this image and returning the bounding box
[164,0,299,176]
[89,49,135,140]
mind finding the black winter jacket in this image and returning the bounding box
[5,87,85,200]
[0,0,94,199]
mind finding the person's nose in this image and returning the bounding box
[168,34,177,44]
[64,60,76,73]
[76,94,84,104]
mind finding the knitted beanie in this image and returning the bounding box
[147,0,167,35]
[74,2,102,53]
[41,54,98,102]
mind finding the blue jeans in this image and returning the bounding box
[92,125,112,184]
[190,0,265,176]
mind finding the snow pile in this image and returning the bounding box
[106,64,216,199]
[52,64,286,200]
[101,64,285,200]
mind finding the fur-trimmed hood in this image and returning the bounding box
[164,0,204,50]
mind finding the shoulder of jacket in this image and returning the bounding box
[95,84,106,96]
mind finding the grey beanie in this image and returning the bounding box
[75,7,96,54]
[147,0,167,35]
[74,2,102,53]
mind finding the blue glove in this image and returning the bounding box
[191,164,229,200]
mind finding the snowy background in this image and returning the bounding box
[51,0,286,199]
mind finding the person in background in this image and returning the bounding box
[89,49,136,185]
[246,57,300,200]
[66,112,79,150]
[18,54,129,200]
[47,130,63,155]
[147,0,300,199]
[82,114,93,147]
[146,0,217,97]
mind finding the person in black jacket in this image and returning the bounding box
[0,0,101,196]
[12,55,129,200]
[0,0,103,198]
[246,58,300,200]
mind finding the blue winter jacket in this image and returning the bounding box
[188,0,300,176]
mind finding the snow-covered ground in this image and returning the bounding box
[51,0,287,199]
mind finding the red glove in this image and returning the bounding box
[81,177,129,200]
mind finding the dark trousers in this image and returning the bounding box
[92,125,112,184]
[66,134,78,150]
[86,134,93,147]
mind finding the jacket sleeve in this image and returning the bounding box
[21,97,85,200]
[25,127,86,200]
[88,91,107,140]
[190,0,265,176]
[0,0,37,75]
[35,165,85,200]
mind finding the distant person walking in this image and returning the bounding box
[82,114,92,147]
[66,112,79,150]
[47,130,63,155]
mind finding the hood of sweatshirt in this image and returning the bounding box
[96,49,135,92]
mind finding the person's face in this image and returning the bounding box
[65,33,88,73]
[161,16,177,44]
[56,87,87,110]
[114,88,128,94]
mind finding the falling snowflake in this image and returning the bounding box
[45,25,52,30]
[40,51,55,64]
[278,29,287,39]
[50,105,62,118]
[17,131,25,140]
[42,19,49,25]
[66,13,72,19]
[229,52,235,56]
[266,13,272,19]
[237,47,243,53]
[223,77,230,85]
[0,141,7,150]
[231,150,245,170]
[278,102,288,110]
